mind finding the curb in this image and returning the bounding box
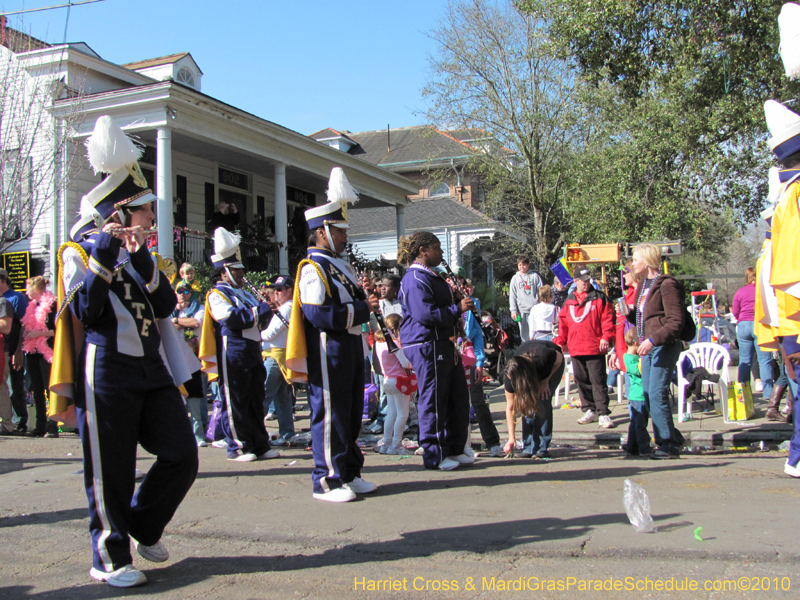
[549,430,793,447]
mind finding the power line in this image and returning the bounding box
[1,0,106,17]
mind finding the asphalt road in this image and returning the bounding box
[1,430,798,600]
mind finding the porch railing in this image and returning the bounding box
[171,228,280,274]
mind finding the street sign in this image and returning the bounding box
[1,251,30,291]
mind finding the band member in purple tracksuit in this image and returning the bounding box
[289,167,380,502]
[59,116,198,588]
[397,231,476,471]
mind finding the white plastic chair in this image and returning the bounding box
[676,343,730,423]
[553,353,573,407]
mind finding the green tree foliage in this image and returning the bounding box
[424,0,785,272]
[519,0,799,241]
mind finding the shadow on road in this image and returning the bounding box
[0,456,82,477]
[0,508,87,529]
[0,511,682,599]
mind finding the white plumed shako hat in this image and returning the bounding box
[210,227,245,269]
[304,167,359,230]
[78,116,157,226]
[764,99,800,161]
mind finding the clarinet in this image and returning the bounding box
[347,251,400,354]
[242,275,290,328]
[441,260,489,344]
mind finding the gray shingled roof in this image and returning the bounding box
[310,125,476,168]
[349,196,491,235]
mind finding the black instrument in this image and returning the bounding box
[242,275,290,328]
[441,260,489,344]
[347,251,399,354]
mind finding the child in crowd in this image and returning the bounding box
[527,285,557,341]
[375,314,415,455]
[622,328,650,457]
[176,262,202,301]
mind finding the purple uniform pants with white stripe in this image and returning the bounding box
[306,329,365,494]
[217,336,271,457]
[404,339,469,469]
[77,344,198,572]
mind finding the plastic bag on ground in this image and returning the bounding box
[623,478,657,533]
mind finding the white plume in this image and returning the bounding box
[326,167,359,204]
[764,100,800,136]
[780,3,800,79]
[85,116,143,174]
[213,227,242,257]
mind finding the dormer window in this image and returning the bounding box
[429,182,450,197]
[175,67,196,88]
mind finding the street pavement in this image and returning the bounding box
[1,386,798,599]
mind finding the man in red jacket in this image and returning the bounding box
[553,268,616,428]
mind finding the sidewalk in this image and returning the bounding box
[478,370,794,449]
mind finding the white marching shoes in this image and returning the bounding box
[346,477,377,494]
[90,565,147,588]
[313,487,357,503]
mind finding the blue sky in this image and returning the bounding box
[3,0,447,135]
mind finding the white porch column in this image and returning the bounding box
[156,127,174,259]
[450,231,460,270]
[486,254,495,287]
[274,162,288,274]
[395,203,406,247]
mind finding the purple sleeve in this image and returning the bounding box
[404,274,459,328]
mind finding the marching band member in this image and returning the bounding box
[762,99,800,478]
[199,228,278,462]
[57,116,198,588]
[286,167,379,502]
[397,231,474,471]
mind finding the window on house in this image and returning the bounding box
[429,182,450,197]
[175,67,196,88]
[175,175,187,227]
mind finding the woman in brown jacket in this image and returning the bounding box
[627,243,686,459]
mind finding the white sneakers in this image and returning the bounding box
[785,460,800,478]
[450,453,476,465]
[211,440,227,449]
[227,449,280,462]
[227,452,257,462]
[91,539,169,587]
[578,410,616,427]
[438,457,460,471]
[90,565,146,588]
[313,487,357,503]
[345,477,377,494]
[599,415,615,429]
[133,539,169,563]
[313,477,377,502]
